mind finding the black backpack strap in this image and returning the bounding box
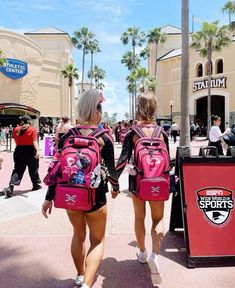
[152,125,162,138]
[90,128,109,138]
[70,127,81,136]
[133,126,146,138]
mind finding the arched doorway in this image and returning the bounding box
[196,95,225,132]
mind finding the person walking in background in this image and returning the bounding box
[115,92,169,286]
[1,115,41,198]
[170,122,179,143]
[0,127,6,145]
[54,115,73,145]
[114,121,121,143]
[208,115,224,155]
[42,90,119,288]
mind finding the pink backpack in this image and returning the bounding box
[133,126,170,201]
[48,127,106,211]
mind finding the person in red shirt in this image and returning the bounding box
[1,115,41,198]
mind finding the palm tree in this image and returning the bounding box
[72,27,95,93]
[139,47,150,59]
[190,21,231,133]
[98,82,105,91]
[124,112,130,120]
[147,27,167,78]
[121,27,145,118]
[0,50,6,66]
[222,1,235,26]
[127,67,156,94]
[61,64,79,122]
[180,0,190,146]
[88,65,105,89]
[87,39,101,88]
[103,111,109,123]
[121,51,140,70]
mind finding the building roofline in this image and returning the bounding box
[24,27,69,36]
[157,49,175,61]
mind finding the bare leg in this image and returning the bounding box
[66,210,86,276]
[83,204,107,287]
[132,194,146,252]
[148,201,164,253]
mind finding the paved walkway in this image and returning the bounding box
[0,137,234,288]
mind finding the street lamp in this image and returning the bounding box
[170,100,173,123]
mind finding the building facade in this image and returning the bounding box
[0,27,74,128]
[149,24,235,131]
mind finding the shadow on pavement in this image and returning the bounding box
[98,257,157,288]
[0,243,74,288]
[160,231,187,268]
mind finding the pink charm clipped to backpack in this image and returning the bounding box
[132,126,170,201]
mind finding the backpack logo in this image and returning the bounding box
[151,186,160,195]
[66,194,76,203]
[197,187,234,226]
[147,157,160,167]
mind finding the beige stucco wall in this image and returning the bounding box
[0,28,75,124]
[0,29,43,110]
[150,31,235,128]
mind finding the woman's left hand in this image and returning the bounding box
[42,200,53,218]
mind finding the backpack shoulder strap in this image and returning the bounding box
[132,126,146,138]
[152,125,162,138]
[70,127,81,136]
[90,128,109,139]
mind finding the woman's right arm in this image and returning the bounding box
[116,130,135,177]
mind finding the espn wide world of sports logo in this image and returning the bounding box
[197,187,234,227]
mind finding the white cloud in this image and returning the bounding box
[6,1,57,11]
[102,81,129,119]
[98,31,121,45]
[73,0,124,17]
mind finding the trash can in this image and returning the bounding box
[177,146,235,267]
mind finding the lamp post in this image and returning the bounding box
[170,100,173,124]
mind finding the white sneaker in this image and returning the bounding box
[75,275,84,286]
[148,253,162,285]
[136,249,148,264]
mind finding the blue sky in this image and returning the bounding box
[0,0,231,119]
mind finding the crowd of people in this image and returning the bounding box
[0,89,234,288]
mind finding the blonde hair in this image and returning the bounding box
[77,90,101,123]
[136,92,157,121]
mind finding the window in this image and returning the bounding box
[196,63,203,77]
[216,59,223,74]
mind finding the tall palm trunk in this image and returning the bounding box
[207,50,212,135]
[154,42,158,78]
[81,48,86,93]
[69,85,73,122]
[180,0,190,146]
[90,51,94,89]
[132,43,136,119]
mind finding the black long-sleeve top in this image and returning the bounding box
[45,127,119,201]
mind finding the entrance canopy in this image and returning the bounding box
[0,103,40,127]
[0,103,40,116]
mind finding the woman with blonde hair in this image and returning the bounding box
[115,92,169,286]
[42,90,119,288]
